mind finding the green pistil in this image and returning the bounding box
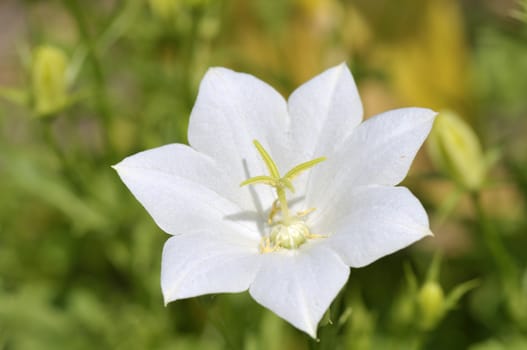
[240,139,326,225]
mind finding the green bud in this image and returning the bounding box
[31,45,69,116]
[417,281,445,330]
[427,111,486,191]
[148,0,180,21]
[184,0,209,8]
[513,0,527,22]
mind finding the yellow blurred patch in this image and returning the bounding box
[376,0,469,112]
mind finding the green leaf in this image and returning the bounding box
[3,153,108,232]
[0,87,29,106]
[403,262,418,294]
[444,279,479,310]
[426,252,442,283]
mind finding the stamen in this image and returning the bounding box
[296,208,316,217]
[268,200,280,225]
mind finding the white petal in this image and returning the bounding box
[306,107,436,211]
[249,245,349,338]
[315,186,431,268]
[287,63,363,160]
[187,67,291,212]
[113,143,259,238]
[162,232,261,303]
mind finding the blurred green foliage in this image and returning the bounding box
[1,0,527,349]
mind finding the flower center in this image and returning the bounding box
[240,140,327,253]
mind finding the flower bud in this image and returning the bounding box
[31,45,68,116]
[417,281,445,330]
[513,0,527,22]
[148,0,180,22]
[427,110,486,191]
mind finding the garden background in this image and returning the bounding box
[1,0,527,349]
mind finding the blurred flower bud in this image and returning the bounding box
[513,0,527,22]
[414,254,477,331]
[345,295,375,349]
[198,16,220,40]
[185,0,209,8]
[148,0,180,22]
[418,280,445,330]
[31,45,69,116]
[427,110,486,191]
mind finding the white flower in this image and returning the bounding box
[113,63,436,338]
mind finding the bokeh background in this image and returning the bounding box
[1,0,527,349]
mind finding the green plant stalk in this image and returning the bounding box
[42,117,84,191]
[471,192,519,304]
[63,0,115,158]
[472,193,517,279]
[309,289,349,350]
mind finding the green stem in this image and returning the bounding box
[309,289,349,349]
[196,298,240,350]
[42,117,84,192]
[435,187,463,227]
[63,0,115,157]
[471,192,517,287]
[411,332,426,350]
